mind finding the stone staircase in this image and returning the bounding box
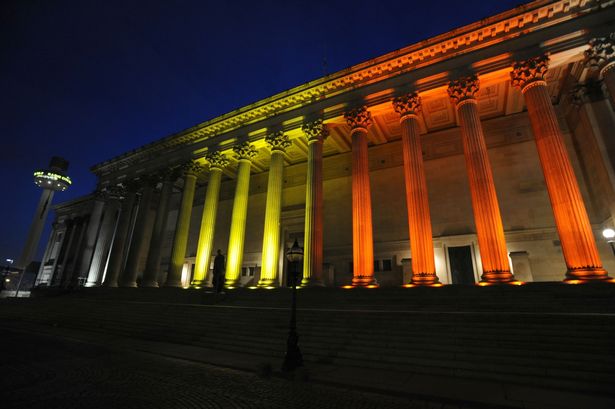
[1,283,614,408]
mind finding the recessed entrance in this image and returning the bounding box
[448,245,475,284]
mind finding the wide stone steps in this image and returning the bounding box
[2,285,614,405]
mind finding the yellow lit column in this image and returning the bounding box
[225,142,258,288]
[191,152,229,288]
[258,132,292,288]
[585,34,615,106]
[165,161,202,287]
[448,76,514,283]
[142,170,176,287]
[392,93,439,285]
[345,106,377,287]
[103,184,138,288]
[301,119,328,287]
[511,56,610,282]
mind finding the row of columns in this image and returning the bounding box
[61,41,615,289]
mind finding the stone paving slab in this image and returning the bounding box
[2,321,613,409]
[1,325,483,409]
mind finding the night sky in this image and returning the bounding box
[1,0,523,263]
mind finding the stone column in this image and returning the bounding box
[86,199,119,287]
[165,161,202,287]
[344,106,376,287]
[301,119,328,286]
[103,185,138,288]
[121,176,157,287]
[142,170,176,287]
[191,152,229,288]
[77,192,105,283]
[53,218,78,286]
[258,132,292,288]
[448,76,514,283]
[225,142,258,288]
[511,56,609,281]
[64,216,90,287]
[393,93,439,286]
[585,33,615,105]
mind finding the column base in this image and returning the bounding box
[351,275,378,287]
[224,278,239,289]
[103,281,118,288]
[410,272,440,286]
[257,278,278,288]
[480,270,515,284]
[140,280,159,288]
[300,277,325,287]
[164,280,183,288]
[120,281,138,288]
[190,279,208,289]
[565,267,611,282]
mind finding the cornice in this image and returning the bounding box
[91,0,612,176]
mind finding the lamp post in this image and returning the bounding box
[282,238,304,372]
[602,228,615,256]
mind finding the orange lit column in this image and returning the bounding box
[142,170,176,287]
[585,34,615,106]
[448,76,514,283]
[121,176,156,287]
[301,119,328,286]
[511,56,609,281]
[191,152,229,288]
[225,142,258,288]
[393,93,439,285]
[344,106,376,286]
[103,184,138,287]
[165,161,201,287]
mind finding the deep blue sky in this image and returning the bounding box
[0,0,523,262]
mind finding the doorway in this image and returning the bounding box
[448,245,475,284]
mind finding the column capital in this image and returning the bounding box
[265,131,291,153]
[205,151,229,171]
[93,188,109,201]
[584,34,615,78]
[181,160,203,177]
[447,75,480,106]
[510,55,549,92]
[302,119,329,144]
[139,174,160,189]
[233,142,258,161]
[392,92,422,119]
[344,106,372,132]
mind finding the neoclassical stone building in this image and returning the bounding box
[36,0,615,290]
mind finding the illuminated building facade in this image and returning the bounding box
[36,0,615,289]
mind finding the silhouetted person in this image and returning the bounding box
[213,249,225,293]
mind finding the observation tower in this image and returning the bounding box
[15,157,72,271]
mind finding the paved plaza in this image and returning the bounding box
[0,328,481,409]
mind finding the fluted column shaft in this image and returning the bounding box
[121,181,155,287]
[192,156,227,287]
[165,164,200,287]
[142,175,175,287]
[259,152,285,287]
[394,95,438,285]
[512,57,608,280]
[226,159,252,287]
[302,120,327,286]
[345,107,376,286]
[86,200,119,286]
[78,196,105,281]
[104,190,137,287]
[449,77,513,283]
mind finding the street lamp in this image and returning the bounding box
[282,238,304,373]
[602,228,615,256]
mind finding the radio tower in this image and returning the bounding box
[16,157,72,271]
